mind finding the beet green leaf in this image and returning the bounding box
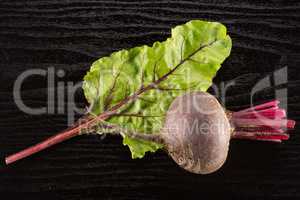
[83,20,232,158]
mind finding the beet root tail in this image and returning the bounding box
[230,100,296,143]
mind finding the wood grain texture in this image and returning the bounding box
[0,0,300,199]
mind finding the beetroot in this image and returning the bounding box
[5,92,295,174]
[162,92,231,174]
[162,92,295,174]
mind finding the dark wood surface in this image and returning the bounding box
[0,0,300,199]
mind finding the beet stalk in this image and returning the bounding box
[230,100,295,142]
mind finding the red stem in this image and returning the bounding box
[235,100,280,114]
[233,107,286,119]
[233,118,295,129]
[5,127,80,165]
[5,113,111,165]
[230,100,296,143]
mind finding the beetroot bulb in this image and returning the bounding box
[162,92,295,174]
[5,91,295,174]
[162,92,231,174]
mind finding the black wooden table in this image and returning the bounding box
[0,0,299,199]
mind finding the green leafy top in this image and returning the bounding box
[82,20,232,158]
